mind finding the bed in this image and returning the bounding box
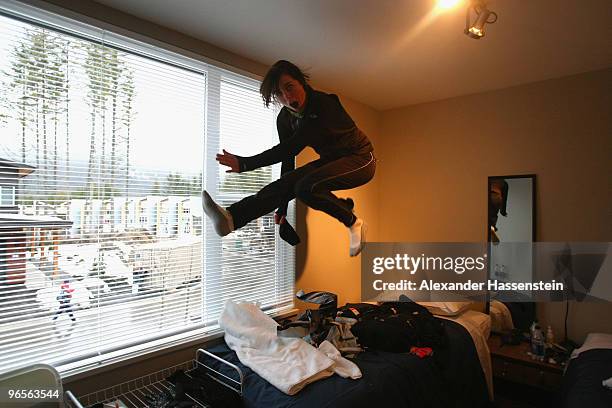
[201,309,492,408]
[560,333,612,408]
[64,303,493,407]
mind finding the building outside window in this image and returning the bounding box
[0,185,15,206]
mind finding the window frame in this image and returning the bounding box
[0,0,296,379]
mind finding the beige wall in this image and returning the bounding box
[377,68,612,343]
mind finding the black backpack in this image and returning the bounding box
[348,301,447,353]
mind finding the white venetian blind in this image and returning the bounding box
[0,2,294,376]
[202,73,296,322]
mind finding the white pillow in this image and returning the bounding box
[418,301,472,316]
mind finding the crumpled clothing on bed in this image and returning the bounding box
[218,300,361,395]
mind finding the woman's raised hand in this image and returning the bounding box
[216,149,240,173]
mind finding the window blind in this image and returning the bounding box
[0,2,294,375]
[202,75,295,322]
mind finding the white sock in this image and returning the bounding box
[348,218,365,257]
[202,191,234,236]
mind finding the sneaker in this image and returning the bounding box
[348,218,367,257]
[202,190,234,236]
[340,197,354,211]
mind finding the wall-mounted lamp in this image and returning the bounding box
[465,0,498,39]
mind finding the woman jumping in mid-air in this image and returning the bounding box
[203,60,375,256]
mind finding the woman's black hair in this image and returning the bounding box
[260,60,310,108]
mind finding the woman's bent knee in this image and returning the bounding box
[294,181,314,202]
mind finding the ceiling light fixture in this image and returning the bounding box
[464,0,498,39]
[437,0,462,10]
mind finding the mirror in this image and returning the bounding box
[486,174,536,330]
[488,176,535,244]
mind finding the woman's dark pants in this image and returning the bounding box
[228,152,376,229]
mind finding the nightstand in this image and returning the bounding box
[488,334,564,392]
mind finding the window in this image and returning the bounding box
[0,3,294,375]
[0,185,15,206]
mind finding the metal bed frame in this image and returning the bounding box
[65,348,244,408]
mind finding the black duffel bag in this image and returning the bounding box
[348,301,447,353]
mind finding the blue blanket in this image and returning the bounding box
[201,318,488,408]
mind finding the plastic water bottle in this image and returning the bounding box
[531,325,545,359]
[529,320,538,344]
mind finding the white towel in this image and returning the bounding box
[319,340,362,379]
[219,300,338,395]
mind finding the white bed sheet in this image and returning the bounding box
[571,332,612,359]
[490,300,515,333]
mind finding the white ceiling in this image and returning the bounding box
[92,0,612,110]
